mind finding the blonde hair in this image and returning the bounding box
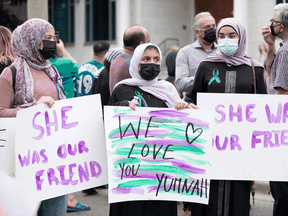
[0,26,16,64]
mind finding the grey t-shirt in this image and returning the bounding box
[175,40,218,93]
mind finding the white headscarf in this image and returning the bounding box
[114,43,180,108]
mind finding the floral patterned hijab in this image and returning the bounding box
[11,18,65,108]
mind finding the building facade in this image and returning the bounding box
[24,0,277,66]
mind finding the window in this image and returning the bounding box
[85,0,116,42]
[48,0,75,44]
[277,0,287,3]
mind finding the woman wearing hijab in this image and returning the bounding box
[109,43,181,109]
[0,19,67,215]
[109,43,184,216]
[183,18,267,216]
[0,26,16,74]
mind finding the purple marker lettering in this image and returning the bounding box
[229,104,243,122]
[282,103,288,123]
[47,168,59,186]
[78,162,89,183]
[57,144,67,159]
[35,170,45,191]
[18,150,30,167]
[32,111,45,140]
[32,150,40,164]
[78,141,89,154]
[265,103,282,124]
[281,130,288,146]
[272,130,281,146]
[251,131,263,148]
[215,135,228,151]
[45,110,58,136]
[246,104,257,123]
[40,149,48,164]
[69,163,78,185]
[90,161,102,178]
[215,104,226,123]
[57,165,70,185]
[230,134,242,151]
[61,106,79,129]
[264,131,279,148]
[68,144,77,156]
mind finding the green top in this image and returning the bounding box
[49,57,79,98]
[76,59,104,96]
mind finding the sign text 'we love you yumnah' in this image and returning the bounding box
[104,106,213,204]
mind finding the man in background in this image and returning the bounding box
[262,4,288,215]
[176,12,218,96]
[109,25,150,94]
[76,42,110,97]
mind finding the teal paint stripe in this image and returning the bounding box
[117,179,159,188]
[111,138,149,148]
[180,154,210,166]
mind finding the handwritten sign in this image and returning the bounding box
[0,118,16,176]
[15,94,108,200]
[198,93,288,181]
[104,106,213,204]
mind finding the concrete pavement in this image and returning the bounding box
[67,181,274,216]
[250,181,274,216]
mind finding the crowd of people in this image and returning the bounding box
[0,2,288,216]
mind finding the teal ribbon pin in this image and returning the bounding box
[208,69,221,85]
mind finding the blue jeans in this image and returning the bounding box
[37,195,67,216]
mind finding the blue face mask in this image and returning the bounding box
[218,38,239,56]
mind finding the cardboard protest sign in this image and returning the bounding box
[198,93,288,181]
[15,94,108,201]
[0,170,40,216]
[0,118,16,176]
[104,106,213,204]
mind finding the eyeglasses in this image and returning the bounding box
[270,18,284,25]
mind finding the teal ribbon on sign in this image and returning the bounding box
[208,69,221,85]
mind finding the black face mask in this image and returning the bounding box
[203,28,216,43]
[139,63,160,81]
[39,40,56,59]
[270,22,280,36]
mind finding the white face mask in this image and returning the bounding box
[218,38,239,56]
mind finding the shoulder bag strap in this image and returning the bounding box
[9,65,16,93]
[250,59,256,94]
